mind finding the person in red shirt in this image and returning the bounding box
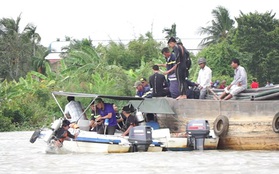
[251,79,259,88]
[219,80,226,89]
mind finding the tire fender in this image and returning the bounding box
[213,115,229,137]
[272,112,279,133]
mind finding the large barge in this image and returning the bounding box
[155,86,279,150]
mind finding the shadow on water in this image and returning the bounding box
[0,131,279,174]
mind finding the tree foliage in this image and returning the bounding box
[198,6,235,47]
[1,9,279,132]
[0,14,45,81]
[233,11,279,84]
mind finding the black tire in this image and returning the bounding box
[30,129,41,143]
[214,115,229,137]
[272,113,279,133]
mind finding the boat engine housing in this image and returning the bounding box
[128,126,152,152]
[186,120,210,150]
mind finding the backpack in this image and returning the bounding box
[178,45,192,70]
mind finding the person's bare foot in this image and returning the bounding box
[176,95,181,100]
[180,95,187,99]
[176,95,187,100]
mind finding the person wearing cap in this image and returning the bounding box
[121,105,138,136]
[53,119,78,147]
[134,81,152,98]
[94,98,117,135]
[196,57,212,99]
[64,96,87,123]
[140,77,151,92]
[167,37,189,100]
[160,47,179,99]
[219,58,247,100]
[149,65,169,97]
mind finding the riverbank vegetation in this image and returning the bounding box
[1,7,279,131]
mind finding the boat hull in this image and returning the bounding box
[152,129,219,151]
[157,98,279,150]
[62,140,131,153]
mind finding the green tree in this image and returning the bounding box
[198,6,235,47]
[233,11,279,85]
[0,14,39,81]
[96,32,162,70]
[196,40,252,83]
[23,24,41,56]
[163,23,177,40]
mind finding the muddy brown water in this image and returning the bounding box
[0,131,278,174]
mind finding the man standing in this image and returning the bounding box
[219,58,247,100]
[94,98,117,135]
[64,96,86,123]
[160,47,179,99]
[149,65,169,97]
[196,58,212,99]
[167,37,189,100]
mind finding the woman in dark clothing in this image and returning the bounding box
[167,37,189,99]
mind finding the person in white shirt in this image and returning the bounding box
[196,58,212,99]
[64,96,86,123]
[219,58,247,100]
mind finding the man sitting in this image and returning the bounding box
[219,58,247,100]
[145,113,159,130]
[149,65,170,97]
[121,105,138,136]
[64,96,87,123]
[134,81,152,98]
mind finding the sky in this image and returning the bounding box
[1,0,278,50]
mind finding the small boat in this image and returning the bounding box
[30,91,219,153]
[30,92,164,153]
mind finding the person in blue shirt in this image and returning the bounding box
[160,47,179,99]
[140,77,151,92]
[94,98,117,135]
[134,81,152,98]
[145,113,160,130]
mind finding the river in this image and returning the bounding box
[0,131,279,174]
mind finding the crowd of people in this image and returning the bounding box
[52,94,161,146]
[134,37,251,101]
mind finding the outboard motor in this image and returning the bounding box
[43,118,62,143]
[186,120,210,150]
[128,126,152,152]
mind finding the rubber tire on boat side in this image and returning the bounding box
[272,112,279,133]
[30,129,41,143]
[213,115,229,137]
